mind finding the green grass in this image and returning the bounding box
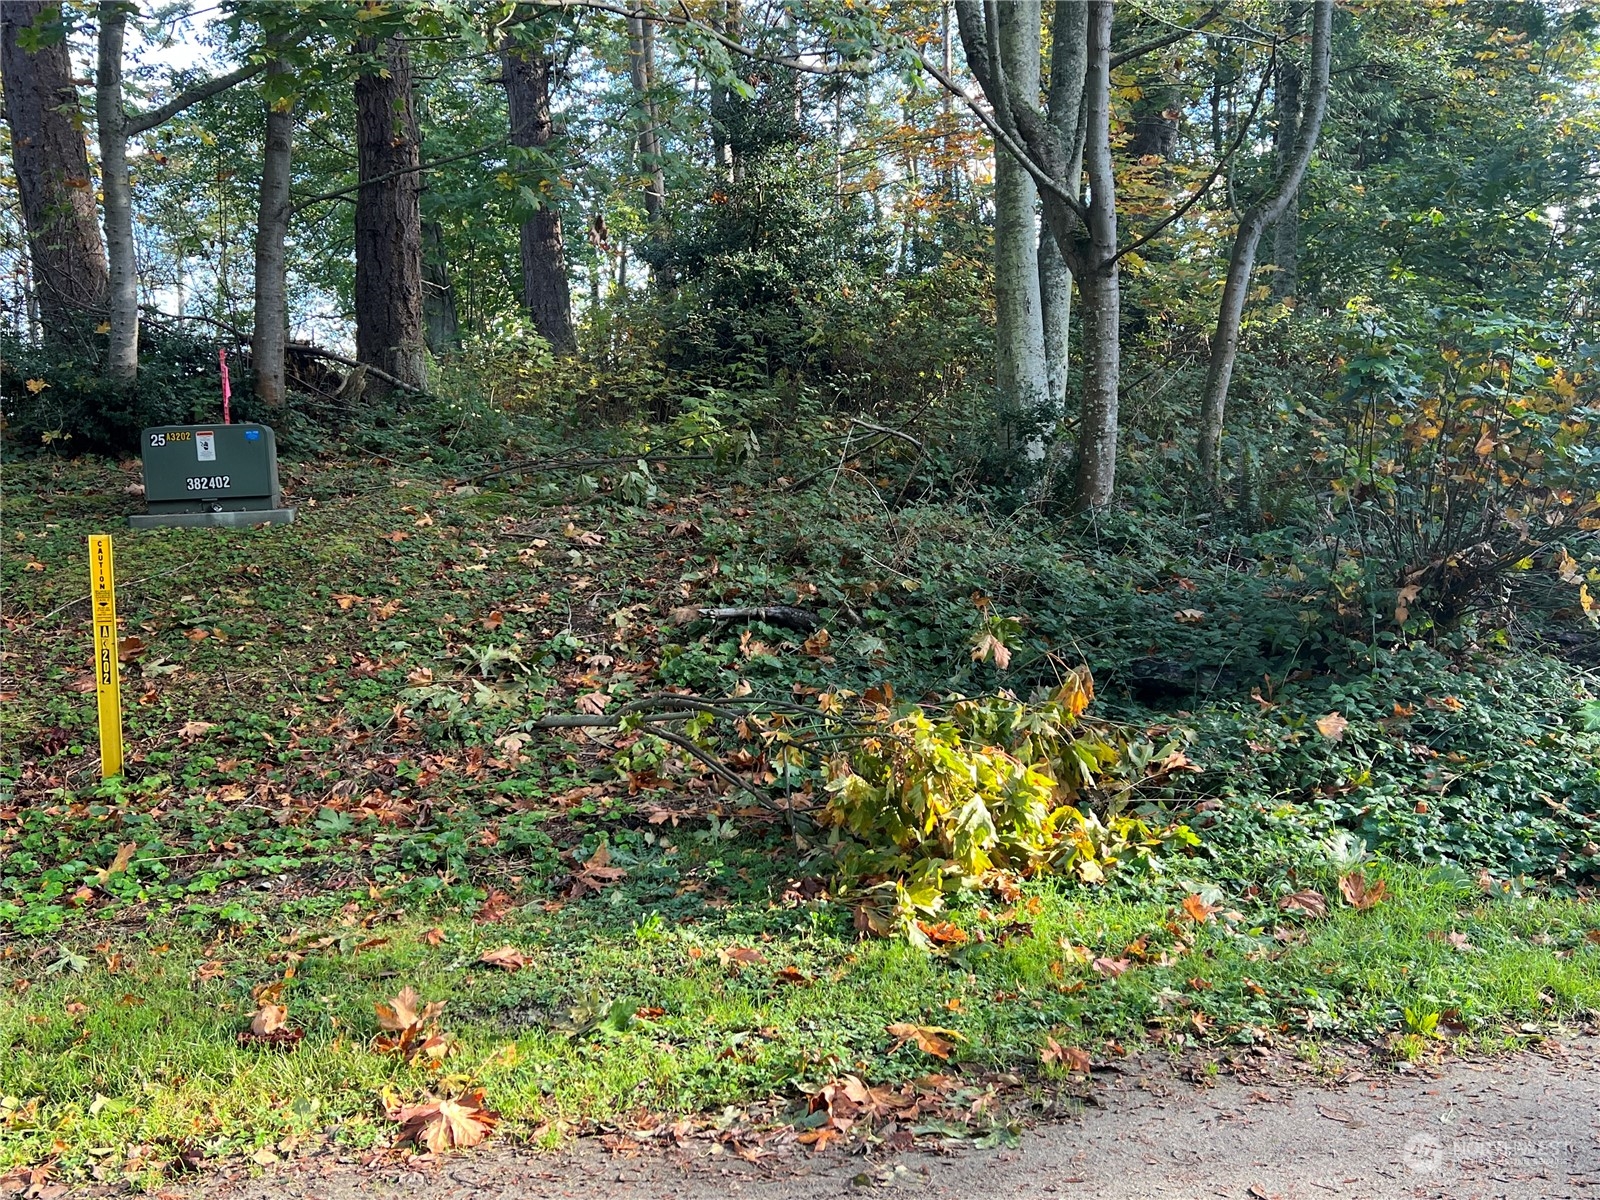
[2,450,1598,1184]
[3,865,1597,1183]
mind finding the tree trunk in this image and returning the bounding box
[97,1,138,382]
[708,0,741,183]
[1197,0,1331,483]
[1269,3,1307,302]
[1070,0,1120,511]
[991,0,1049,460]
[626,13,664,226]
[501,38,576,355]
[252,53,293,410]
[1038,219,1071,417]
[0,0,109,344]
[422,220,460,356]
[354,33,426,395]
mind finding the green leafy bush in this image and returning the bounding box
[820,671,1199,943]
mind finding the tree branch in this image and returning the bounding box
[1109,5,1224,70]
[1112,47,1274,266]
[127,61,265,136]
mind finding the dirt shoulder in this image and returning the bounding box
[179,1037,1599,1200]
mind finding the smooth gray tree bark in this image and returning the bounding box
[96,1,263,382]
[991,0,1049,460]
[1197,0,1332,483]
[96,1,138,382]
[1069,0,1121,509]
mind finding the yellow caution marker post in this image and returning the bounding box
[89,534,124,778]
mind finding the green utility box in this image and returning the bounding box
[130,424,295,529]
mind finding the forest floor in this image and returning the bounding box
[169,1034,1600,1200]
[2,447,1597,1191]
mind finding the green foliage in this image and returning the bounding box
[1328,307,1600,626]
[822,673,1199,940]
[1,328,245,456]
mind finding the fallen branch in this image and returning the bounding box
[462,454,715,484]
[668,605,823,633]
[293,345,433,398]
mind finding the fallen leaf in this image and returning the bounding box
[718,945,767,971]
[420,927,445,946]
[376,986,444,1033]
[1181,893,1220,923]
[566,843,627,898]
[1315,712,1348,741]
[331,593,363,610]
[481,610,504,630]
[178,720,216,740]
[475,889,514,922]
[94,842,137,885]
[886,1022,963,1059]
[1278,889,1328,919]
[574,691,609,714]
[802,628,832,657]
[916,920,969,946]
[1395,584,1421,624]
[391,1090,498,1154]
[1173,608,1206,624]
[117,635,148,662]
[249,1003,287,1035]
[773,965,812,987]
[1337,870,1387,911]
[1041,1036,1093,1074]
[479,946,527,971]
[1092,956,1131,978]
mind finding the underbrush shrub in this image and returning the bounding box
[820,671,1201,944]
[1187,644,1600,883]
[1,328,251,456]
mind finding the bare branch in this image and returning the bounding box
[127,61,265,136]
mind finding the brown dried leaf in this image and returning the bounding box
[1315,712,1348,741]
[718,945,767,971]
[479,945,528,971]
[94,842,137,885]
[1337,870,1387,911]
[885,1022,962,1059]
[1041,1036,1093,1074]
[391,1091,498,1154]
[249,1003,287,1035]
[1180,894,1220,923]
[1279,889,1329,919]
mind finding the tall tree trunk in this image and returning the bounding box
[501,38,576,355]
[1070,0,1120,511]
[1197,0,1331,483]
[992,0,1049,460]
[354,33,426,395]
[1269,3,1307,302]
[1038,217,1071,417]
[1,0,109,344]
[422,220,460,356]
[625,13,664,226]
[708,0,741,183]
[252,53,293,410]
[97,1,138,382]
